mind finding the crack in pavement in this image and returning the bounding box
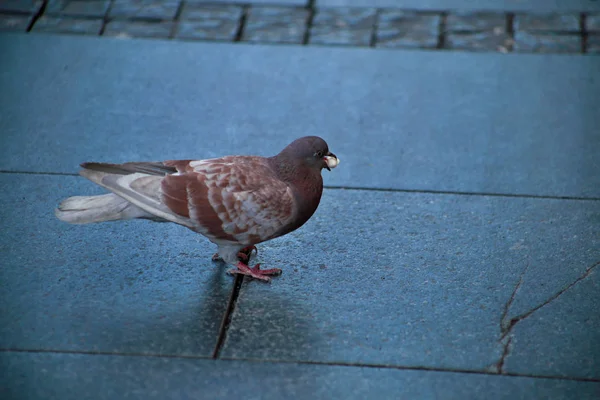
[494,259,600,374]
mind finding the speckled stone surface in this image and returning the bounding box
[221,189,599,374]
[46,0,111,18]
[514,13,581,32]
[446,12,506,32]
[376,10,440,49]
[108,0,180,20]
[2,352,600,400]
[104,20,174,38]
[446,31,512,52]
[0,30,599,398]
[0,0,42,14]
[31,16,103,35]
[1,34,598,198]
[243,6,309,44]
[0,13,32,31]
[0,174,229,356]
[310,8,376,46]
[588,34,600,53]
[315,0,600,12]
[513,32,582,52]
[505,267,600,380]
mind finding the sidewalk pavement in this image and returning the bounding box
[1,1,599,399]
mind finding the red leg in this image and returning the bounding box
[212,246,258,263]
[227,261,282,282]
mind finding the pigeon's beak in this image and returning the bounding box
[323,152,339,171]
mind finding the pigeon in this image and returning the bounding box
[55,136,339,282]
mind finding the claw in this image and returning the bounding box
[227,261,282,282]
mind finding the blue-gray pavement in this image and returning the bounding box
[317,0,600,12]
[1,31,600,398]
[3,353,599,400]
[0,174,229,357]
[1,33,599,198]
[222,189,600,379]
[0,353,600,400]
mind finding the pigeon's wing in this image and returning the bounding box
[78,163,196,228]
[161,156,296,245]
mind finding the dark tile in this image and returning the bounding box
[46,0,110,18]
[104,20,173,38]
[446,31,513,52]
[1,34,599,198]
[588,33,600,53]
[31,16,102,35]
[176,4,241,41]
[446,12,506,32]
[0,174,229,356]
[179,3,242,21]
[109,0,180,20]
[310,8,376,46]
[513,31,582,53]
[176,19,238,41]
[222,189,600,377]
[505,267,600,379]
[4,353,599,400]
[0,0,42,14]
[316,0,600,13]
[514,13,581,32]
[376,10,439,49]
[243,7,309,44]
[197,0,304,4]
[0,13,32,31]
[587,13,600,32]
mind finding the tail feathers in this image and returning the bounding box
[55,193,155,224]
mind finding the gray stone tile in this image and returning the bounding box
[109,0,180,20]
[0,0,42,14]
[46,0,111,18]
[446,31,513,52]
[0,13,32,31]
[514,13,581,32]
[243,6,309,44]
[176,4,241,41]
[193,0,304,4]
[31,16,103,35]
[315,0,600,13]
[179,3,242,21]
[587,13,600,32]
[222,189,600,377]
[514,32,582,53]
[588,33,600,53]
[176,19,238,41]
[505,267,600,379]
[1,34,599,198]
[104,19,173,38]
[376,10,440,49]
[446,12,506,32]
[2,352,600,400]
[0,174,229,356]
[310,8,376,46]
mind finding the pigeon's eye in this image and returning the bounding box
[315,150,324,158]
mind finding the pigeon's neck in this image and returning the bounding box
[268,154,323,231]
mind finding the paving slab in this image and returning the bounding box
[2,352,599,400]
[316,0,600,12]
[1,33,598,198]
[0,174,229,356]
[221,189,600,378]
[200,0,305,5]
[505,267,600,380]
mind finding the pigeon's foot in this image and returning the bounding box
[212,246,258,263]
[227,261,282,282]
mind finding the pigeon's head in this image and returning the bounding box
[283,136,340,172]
